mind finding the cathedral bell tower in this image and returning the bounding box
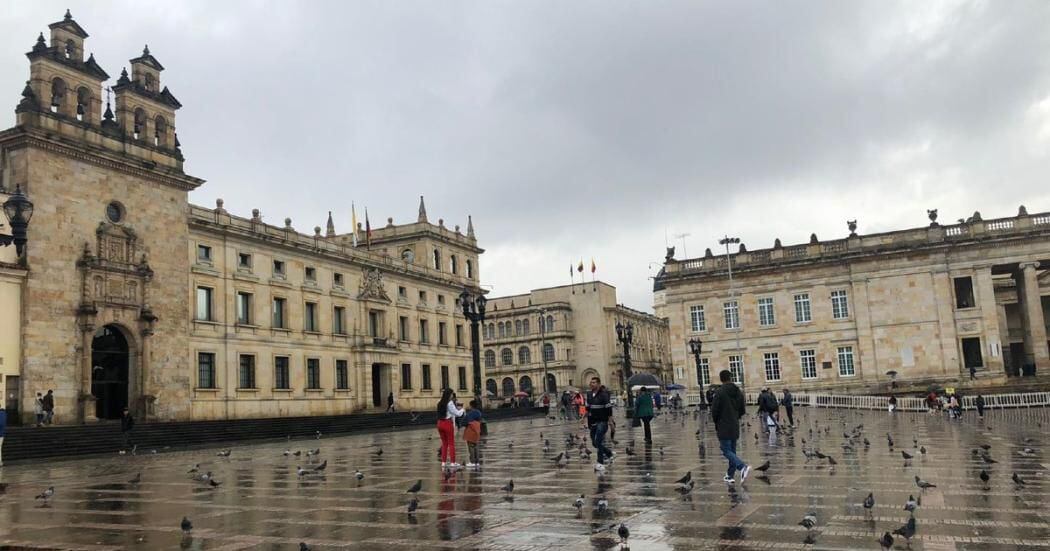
[111,45,182,159]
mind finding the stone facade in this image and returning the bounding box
[655,209,1050,395]
[0,12,484,423]
[481,282,671,397]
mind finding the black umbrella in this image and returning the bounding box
[626,372,661,389]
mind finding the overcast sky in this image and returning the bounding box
[4,1,1050,312]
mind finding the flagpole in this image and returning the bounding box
[570,263,575,294]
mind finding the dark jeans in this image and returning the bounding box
[641,416,653,442]
[719,438,745,478]
[589,421,612,464]
[784,406,794,426]
[977,405,985,417]
[122,430,133,449]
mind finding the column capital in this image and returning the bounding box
[1019,261,1041,271]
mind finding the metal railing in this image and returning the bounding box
[682,391,1050,411]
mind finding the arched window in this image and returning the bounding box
[133,108,147,140]
[144,73,155,92]
[76,87,91,122]
[543,343,555,362]
[450,254,458,275]
[486,323,495,340]
[433,249,441,270]
[50,77,67,113]
[498,322,505,338]
[545,373,557,393]
[484,349,496,368]
[518,346,530,364]
[522,319,530,335]
[486,378,498,396]
[515,320,522,336]
[466,260,473,279]
[501,377,515,396]
[519,376,533,394]
[546,315,555,331]
[65,39,75,59]
[154,115,167,147]
[501,348,513,366]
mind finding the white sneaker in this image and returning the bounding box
[465,462,478,468]
[594,463,606,472]
[740,464,752,483]
[723,475,735,483]
[441,462,448,467]
[448,462,462,469]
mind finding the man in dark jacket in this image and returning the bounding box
[711,370,750,483]
[42,389,55,425]
[975,394,985,418]
[585,376,614,468]
[120,407,135,449]
[781,388,795,426]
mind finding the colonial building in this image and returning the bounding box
[0,12,484,423]
[655,208,1050,395]
[480,282,671,397]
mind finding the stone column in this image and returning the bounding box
[1016,262,1048,371]
[80,324,97,423]
[138,329,152,421]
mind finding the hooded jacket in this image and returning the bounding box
[711,382,746,441]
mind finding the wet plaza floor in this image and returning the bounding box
[1,406,1049,550]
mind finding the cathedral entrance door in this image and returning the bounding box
[92,325,130,420]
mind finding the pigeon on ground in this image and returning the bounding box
[892,516,916,543]
[982,454,998,465]
[979,469,990,488]
[181,516,192,533]
[915,476,936,491]
[901,450,914,460]
[209,479,222,487]
[407,480,422,494]
[863,437,871,447]
[798,511,817,530]
[674,471,692,485]
[826,456,837,466]
[501,480,515,493]
[675,480,695,495]
[299,543,310,551]
[920,446,927,455]
[296,466,308,478]
[128,472,141,484]
[1013,473,1026,485]
[574,494,585,511]
[217,449,231,457]
[187,464,200,474]
[553,452,568,467]
[374,448,383,457]
[596,496,609,513]
[407,497,419,513]
[313,460,327,472]
[904,495,918,513]
[625,446,635,456]
[863,492,875,517]
[879,531,894,550]
[618,523,630,547]
[354,469,364,481]
[35,487,54,503]
[754,460,770,472]
[293,450,302,457]
[283,449,292,457]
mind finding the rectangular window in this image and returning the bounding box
[333,272,344,287]
[422,364,432,390]
[195,287,213,321]
[441,365,450,390]
[305,266,317,282]
[794,293,812,323]
[419,319,429,344]
[333,306,346,335]
[197,352,216,389]
[438,294,446,306]
[763,352,781,381]
[398,286,407,298]
[236,291,252,325]
[689,305,706,332]
[455,324,463,347]
[758,297,775,327]
[272,297,286,328]
[696,357,710,386]
[274,356,291,389]
[800,349,817,379]
[418,290,427,303]
[306,358,321,389]
[196,244,212,262]
[458,365,468,391]
[961,337,984,369]
[304,302,318,332]
[723,301,739,330]
[238,354,256,389]
[273,259,285,277]
[728,355,744,384]
[335,359,349,390]
[954,276,975,309]
[399,316,409,341]
[837,346,855,377]
[831,290,849,319]
[438,322,448,345]
[369,311,380,337]
[401,363,412,390]
[238,252,252,270]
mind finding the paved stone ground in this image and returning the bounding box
[1,406,1048,550]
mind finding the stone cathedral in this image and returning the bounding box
[0,12,484,424]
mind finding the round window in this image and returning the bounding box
[106,202,125,223]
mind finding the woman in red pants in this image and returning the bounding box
[437,388,464,468]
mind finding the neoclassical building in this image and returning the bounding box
[0,12,484,423]
[655,209,1050,395]
[480,282,672,397]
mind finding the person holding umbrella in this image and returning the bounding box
[635,387,655,444]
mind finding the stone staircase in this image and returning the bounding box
[2,407,544,463]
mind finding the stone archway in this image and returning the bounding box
[91,324,131,420]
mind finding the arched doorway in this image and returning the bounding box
[501,377,515,397]
[545,373,557,393]
[92,325,130,420]
[519,376,533,394]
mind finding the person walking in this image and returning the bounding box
[888,395,897,413]
[574,392,587,425]
[0,398,6,467]
[34,392,44,427]
[386,392,395,413]
[635,387,655,444]
[758,388,777,433]
[712,369,750,484]
[541,393,551,416]
[437,389,464,468]
[42,390,55,425]
[463,399,483,467]
[585,377,614,469]
[975,394,986,418]
[969,365,977,380]
[120,407,135,450]
[781,388,795,426]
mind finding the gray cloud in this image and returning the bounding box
[3,1,1049,311]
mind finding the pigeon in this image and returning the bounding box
[903,495,918,513]
[316,430,322,439]
[407,480,423,494]
[217,449,231,457]
[625,446,635,456]
[617,523,630,546]
[374,448,383,457]
[501,479,515,493]
[354,469,364,481]
[543,440,550,453]
[675,480,695,495]
[887,434,894,447]
[553,452,568,467]
[296,466,308,478]
[306,448,320,457]
[407,497,419,513]
[826,456,837,466]
[919,446,927,455]
[901,450,913,460]
[187,464,200,474]
[659,447,665,456]
[300,543,310,551]
[35,487,54,502]
[1013,473,1026,485]
[128,472,141,484]
[863,437,871,447]
[674,471,692,485]
[313,460,327,472]
[180,516,193,533]
[892,516,916,542]
[209,479,222,487]
[596,496,609,513]
[293,450,302,457]
[574,494,585,510]
[879,531,894,550]
[979,469,990,487]
[863,492,875,516]
[283,449,292,457]
[798,511,817,530]
[915,476,936,491]
[754,460,770,472]
[981,454,998,465]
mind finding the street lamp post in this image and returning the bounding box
[615,321,634,416]
[688,337,705,408]
[1,185,35,260]
[458,289,487,404]
[719,235,743,392]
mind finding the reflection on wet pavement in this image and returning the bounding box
[1,406,1048,550]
